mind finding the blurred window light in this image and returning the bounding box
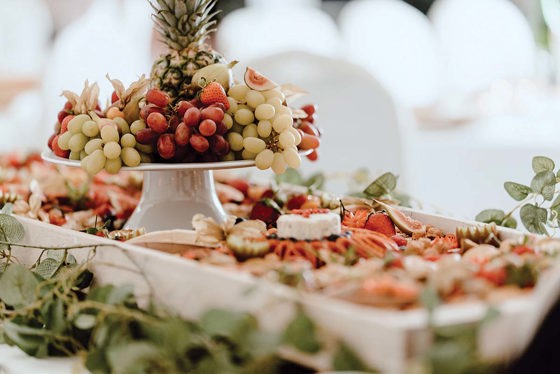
[429,0,536,94]
[339,0,443,108]
[0,0,52,76]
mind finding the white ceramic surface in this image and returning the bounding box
[10,214,560,373]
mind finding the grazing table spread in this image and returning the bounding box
[2,1,560,373]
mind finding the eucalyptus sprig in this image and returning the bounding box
[476,156,560,235]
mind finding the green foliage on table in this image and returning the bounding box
[275,167,325,190]
[476,155,560,235]
[0,206,373,373]
[419,288,505,374]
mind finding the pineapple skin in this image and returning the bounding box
[151,46,226,101]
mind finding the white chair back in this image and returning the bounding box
[41,0,153,141]
[216,6,341,62]
[241,51,403,192]
[339,0,443,108]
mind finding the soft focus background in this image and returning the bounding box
[1,0,559,219]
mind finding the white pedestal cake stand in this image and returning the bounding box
[42,150,258,231]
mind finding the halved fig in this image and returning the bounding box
[244,67,279,91]
[375,200,426,236]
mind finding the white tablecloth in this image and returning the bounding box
[403,90,560,221]
[0,345,87,374]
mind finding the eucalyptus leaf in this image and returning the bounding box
[275,168,303,186]
[0,264,39,307]
[0,203,13,215]
[0,213,25,247]
[420,287,440,314]
[333,342,372,372]
[475,209,517,228]
[200,309,258,343]
[43,298,66,334]
[282,310,321,353]
[520,204,548,235]
[550,194,560,215]
[3,321,47,357]
[503,182,531,201]
[530,171,556,201]
[106,342,164,373]
[35,258,62,280]
[304,173,325,190]
[475,209,505,224]
[46,250,66,262]
[532,156,555,173]
[502,216,518,229]
[364,172,398,198]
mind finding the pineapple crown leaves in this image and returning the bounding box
[62,80,100,115]
[149,0,220,50]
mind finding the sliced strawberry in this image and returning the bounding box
[391,235,407,247]
[364,212,396,236]
[342,209,368,228]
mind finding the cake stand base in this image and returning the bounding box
[124,169,226,231]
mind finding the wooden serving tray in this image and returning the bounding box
[12,213,560,373]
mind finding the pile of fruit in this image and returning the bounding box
[46,0,322,176]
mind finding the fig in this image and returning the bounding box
[244,67,279,91]
[375,200,426,236]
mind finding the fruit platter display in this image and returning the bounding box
[2,153,559,310]
[43,0,323,230]
[129,177,560,310]
[45,4,321,173]
[2,0,558,371]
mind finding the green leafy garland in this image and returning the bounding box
[0,205,372,373]
[476,156,560,235]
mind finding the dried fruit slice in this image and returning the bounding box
[375,200,425,236]
[227,233,271,261]
[244,67,279,91]
[456,223,500,251]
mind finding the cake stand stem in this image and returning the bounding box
[125,169,227,231]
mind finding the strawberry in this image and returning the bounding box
[200,82,230,110]
[286,194,308,210]
[364,212,396,237]
[226,179,250,197]
[342,209,369,228]
[250,198,282,227]
[391,235,407,247]
[512,245,535,256]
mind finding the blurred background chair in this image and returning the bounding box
[41,0,154,146]
[338,0,443,108]
[215,3,341,62]
[0,0,53,151]
[237,51,405,193]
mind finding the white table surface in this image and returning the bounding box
[0,345,87,374]
[402,87,560,221]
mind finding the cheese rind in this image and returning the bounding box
[277,213,341,240]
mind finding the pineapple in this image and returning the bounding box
[149,0,226,101]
